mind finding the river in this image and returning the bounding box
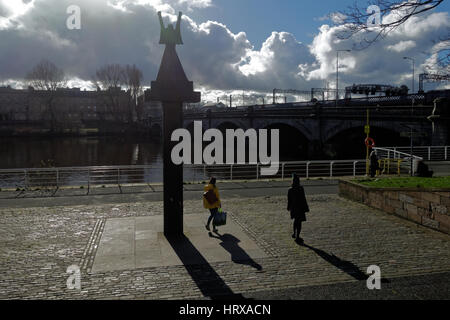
[0,136,369,188]
[0,136,163,169]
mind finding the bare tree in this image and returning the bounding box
[26,59,67,131]
[335,0,448,71]
[93,64,123,90]
[124,64,143,121]
[93,64,143,122]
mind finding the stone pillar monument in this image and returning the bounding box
[146,11,200,238]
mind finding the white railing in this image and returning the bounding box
[0,160,368,191]
[373,147,423,175]
[381,146,449,161]
[4,147,446,192]
[195,160,367,182]
[373,147,423,161]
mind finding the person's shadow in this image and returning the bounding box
[209,232,263,272]
[299,241,369,281]
[167,234,246,300]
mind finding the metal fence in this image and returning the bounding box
[4,146,445,192]
[381,146,449,161]
[1,147,447,191]
[373,147,423,175]
[0,160,371,191]
[200,160,368,181]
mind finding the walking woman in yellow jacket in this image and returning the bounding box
[203,177,221,232]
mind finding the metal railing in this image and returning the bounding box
[0,160,370,191]
[380,146,449,161]
[198,160,368,181]
[2,148,446,192]
[374,147,423,161]
[373,147,422,175]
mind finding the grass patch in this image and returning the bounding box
[354,176,450,189]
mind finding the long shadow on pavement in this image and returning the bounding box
[167,234,247,300]
[208,232,263,272]
[299,242,369,281]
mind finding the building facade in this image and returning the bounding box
[0,86,148,135]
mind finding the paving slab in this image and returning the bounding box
[91,214,268,273]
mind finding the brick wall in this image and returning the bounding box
[339,180,450,234]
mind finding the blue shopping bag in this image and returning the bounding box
[213,208,227,226]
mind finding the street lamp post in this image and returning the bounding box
[336,49,351,108]
[403,56,415,176]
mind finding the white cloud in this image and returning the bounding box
[178,0,212,10]
[0,0,448,96]
[307,10,450,89]
[0,0,34,17]
[0,0,34,29]
[387,40,416,52]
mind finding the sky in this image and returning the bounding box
[189,0,365,48]
[0,0,449,100]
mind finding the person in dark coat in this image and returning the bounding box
[416,160,434,177]
[369,149,379,178]
[287,174,309,243]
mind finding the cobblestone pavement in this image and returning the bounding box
[1,194,450,299]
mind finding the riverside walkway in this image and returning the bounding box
[0,179,449,299]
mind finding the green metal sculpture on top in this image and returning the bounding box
[158,11,183,45]
[148,11,200,103]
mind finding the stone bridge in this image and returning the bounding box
[148,92,449,160]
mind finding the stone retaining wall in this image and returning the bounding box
[339,180,450,234]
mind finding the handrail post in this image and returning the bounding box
[281,163,285,180]
[353,161,357,177]
[428,147,431,161]
[118,168,122,193]
[330,161,334,178]
[87,168,90,194]
[256,164,259,180]
[445,146,448,161]
[24,169,27,189]
[230,164,233,181]
[306,162,310,179]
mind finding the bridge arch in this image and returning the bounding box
[216,121,240,133]
[212,119,249,131]
[324,125,410,159]
[150,123,162,139]
[184,120,210,133]
[254,118,314,141]
[323,120,406,143]
[263,123,310,161]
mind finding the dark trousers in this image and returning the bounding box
[293,217,302,238]
[370,165,377,178]
[207,208,218,227]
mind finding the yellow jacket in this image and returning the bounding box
[203,184,221,209]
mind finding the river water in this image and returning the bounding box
[0,136,368,188]
[0,136,163,169]
[0,136,266,186]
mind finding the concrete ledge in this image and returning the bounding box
[339,179,450,234]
